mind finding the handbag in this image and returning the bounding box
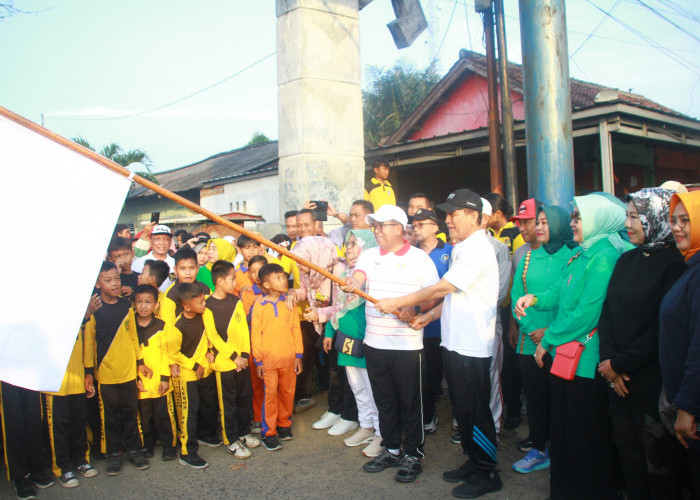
[549,329,596,381]
[333,330,365,358]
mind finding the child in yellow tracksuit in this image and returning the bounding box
[133,284,178,462]
[251,263,303,451]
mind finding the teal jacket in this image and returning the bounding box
[511,245,571,355]
[324,305,366,368]
[535,239,621,378]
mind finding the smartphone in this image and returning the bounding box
[311,200,328,221]
[150,211,160,224]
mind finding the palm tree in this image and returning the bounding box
[73,137,158,183]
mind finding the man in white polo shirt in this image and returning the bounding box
[374,189,501,499]
[131,224,176,291]
[342,204,439,484]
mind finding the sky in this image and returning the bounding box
[1,0,699,173]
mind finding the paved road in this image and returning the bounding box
[1,394,549,499]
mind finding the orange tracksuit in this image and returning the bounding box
[233,265,253,298]
[251,295,303,437]
[240,282,265,423]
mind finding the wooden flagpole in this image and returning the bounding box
[0,106,377,304]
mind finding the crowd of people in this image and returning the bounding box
[1,158,699,500]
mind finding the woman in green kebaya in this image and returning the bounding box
[515,193,633,500]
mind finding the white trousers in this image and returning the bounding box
[345,365,380,435]
[489,319,504,434]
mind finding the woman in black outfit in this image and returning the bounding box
[598,187,686,499]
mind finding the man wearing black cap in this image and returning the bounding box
[374,189,502,498]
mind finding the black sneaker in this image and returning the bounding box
[162,447,177,461]
[517,438,533,452]
[443,460,478,483]
[31,470,54,489]
[293,397,317,414]
[363,449,403,473]
[106,453,123,476]
[197,438,222,447]
[178,453,209,469]
[395,455,422,483]
[262,434,282,451]
[144,447,155,458]
[503,415,521,430]
[451,433,461,444]
[277,426,294,441]
[15,475,37,500]
[129,450,150,470]
[75,463,98,478]
[57,470,79,488]
[452,469,502,499]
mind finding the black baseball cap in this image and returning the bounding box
[412,208,439,224]
[436,189,483,213]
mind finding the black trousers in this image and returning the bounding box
[422,336,443,424]
[365,345,424,458]
[444,349,497,472]
[196,374,219,443]
[98,381,142,455]
[327,349,358,421]
[296,321,319,400]
[138,393,177,452]
[45,393,89,476]
[215,369,253,445]
[518,352,551,452]
[0,382,44,481]
[85,386,102,455]
[173,378,200,456]
[549,373,617,500]
[500,310,522,419]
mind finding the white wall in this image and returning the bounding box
[201,174,280,225]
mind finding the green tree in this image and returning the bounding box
[246,131,271,146]
[362,62,440,146]
[73,137,158,183]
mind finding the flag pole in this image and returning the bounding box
[0,106,377,304]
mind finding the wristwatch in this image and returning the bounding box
[414,305,422,315]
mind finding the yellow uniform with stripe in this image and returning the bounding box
[364,177,396,209]
[136,317,173,399]
[47,330,86,397]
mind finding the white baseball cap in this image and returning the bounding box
[481,198,493,217]
[366,204,409,229]
[151,224,172,236]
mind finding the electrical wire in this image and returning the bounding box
[635,0,700,44]
[48,51,276,121]
[570,0,620,59]
[430,0,458,68]
[655,0,700,24]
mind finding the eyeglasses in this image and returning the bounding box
[372,222,401,232]
[570,212,581,223]
[669,216,691,229]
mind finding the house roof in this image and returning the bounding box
[129,140,279,198]
[385,49,689,145]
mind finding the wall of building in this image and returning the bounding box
[200,174,280,225]
[118,190,200,229]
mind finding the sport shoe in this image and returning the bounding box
[363,449,402,473]
[424,415,438,434]
[277,426,294,441]
[178,453,209,469]
[227,440,251,459]
[251,421,262,434]
[294,397,317,414]
[106,453,123,476]
[452,469,502,498]
[452,417,459,430]
[312,411,340,430]
[395,455,422,483]
[57,471,79,488]
[512,448,550,474]
[451,433,461,444]
[129,450,150,470]
[30,470,54,489]
[262,434,282,451]
[162,448,177,461]
[240,434,261,448]
[443,460,477,483]
[503,415,521,430]
[327,418,358,436]
[14,475,37,500]
[197,438,222,447]
[362,435,384,457]
[76,463,98,478]
[344,427,375,447]
[517,437,533,452]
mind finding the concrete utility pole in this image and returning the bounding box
[518,0,575,208]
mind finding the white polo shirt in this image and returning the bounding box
[131,252,175,291]
[355,241,439,351]
[441,230,498,358]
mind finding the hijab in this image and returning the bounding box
[292,236,340,290]
[670,191,700,261]
[625,188,675,252]
[331,230,378,329]
[574,194,634,255]
[538,205,576,254]
[206,238,237,270]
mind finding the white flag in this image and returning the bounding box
[0,111,132,392]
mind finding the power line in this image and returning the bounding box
[570,0,620,59]
[463,0,473,51]
[635,0,700,43]
[655,0,700,24]
[430,0,458,68]
[48,51,276,121]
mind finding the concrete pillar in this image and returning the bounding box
[276,0,365,217]
[599,118,615,194]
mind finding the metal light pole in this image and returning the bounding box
[483,6,504,195]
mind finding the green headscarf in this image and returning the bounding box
[331,229,377,329]
[206,238,237,270]
[538,205,576,254]
[574,194,634,255]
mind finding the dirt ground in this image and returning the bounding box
[1,393,549,500]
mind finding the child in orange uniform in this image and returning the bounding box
[251,263,303,451]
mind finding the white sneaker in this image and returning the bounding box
[240,434,261,449]
[344,427,375,447]
[226,440,251,459]
[312,411,340,430]
[362,435,384,457]
[328,418,359,436]
[424,415,438,434]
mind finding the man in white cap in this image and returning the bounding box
[342,204,439,483]
[131,224,175,291]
